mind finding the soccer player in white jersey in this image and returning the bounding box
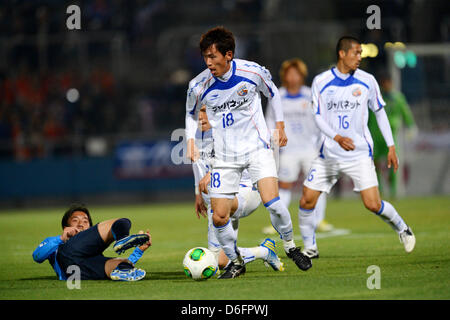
[265,59,332,241]
[185,27,311,278]
[192,105,284,272]
[299,36,416,258]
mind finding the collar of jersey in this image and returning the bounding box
[319,67,369,94]
[214,60,236,82]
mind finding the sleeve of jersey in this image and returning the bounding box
[312,79,338,139]
[374,107,395,147]
[185,84,199,141]
[32,236,63,263]
[265,100,276,131]
[254,66,283,122]
[192,160,203,186]
[368,76,386,112]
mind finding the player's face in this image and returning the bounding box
[341,43,362,71]
[198,106,211,132]
[68,211,90,232]
[202,44,233,77]
[284,67,304,89]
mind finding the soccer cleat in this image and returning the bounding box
[113,234,149,254]
[218,259,246,279]
[110,267,146,281]
[260,238,284,271]
[301,248,319,259]
[286,247,312,271]
[399,226,415,253]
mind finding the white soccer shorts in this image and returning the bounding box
[278,152,317,183]
[303,157,379,193]
[209,148,278,198]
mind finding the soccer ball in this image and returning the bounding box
[183,247,218,280]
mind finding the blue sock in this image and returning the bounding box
[111,218,131,241]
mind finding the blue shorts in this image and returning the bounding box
[57,224,112,280]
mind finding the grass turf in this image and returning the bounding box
[0,196,449,300]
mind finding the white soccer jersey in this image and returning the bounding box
[266,86,320,155]
[186,59,283,163]
[312,67,386,161]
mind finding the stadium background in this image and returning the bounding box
[0,0,449,207]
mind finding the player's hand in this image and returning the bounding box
[61,227,79,242]
[187,139,200,163]
[195,194,207,219]
[275,122,288,147]
[138,229,152,251]
[199,172,210,194]
[334,135,355,151]
[387,146,399,173]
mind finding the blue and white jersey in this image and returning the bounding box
[312,67,385,161]
[266,86,320,155]
[186,59,283,163]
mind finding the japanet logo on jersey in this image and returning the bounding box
[327,100,361,111]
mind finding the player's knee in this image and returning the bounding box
[212,211,229,227]
[364,200,382,213]
[299,195,316,210]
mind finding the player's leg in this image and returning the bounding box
[299,158,339,258]
[250,148,311,270]
[348,159,415,253]
[277,152,301,208]
[106,258,146,281]
[97,218,149,254]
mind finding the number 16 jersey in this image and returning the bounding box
[312,67,386,161]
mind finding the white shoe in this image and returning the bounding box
[399,226,415,253]
[301,248,319,259]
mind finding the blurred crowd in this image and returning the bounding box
[0,0,448,162]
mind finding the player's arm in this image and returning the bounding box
[311,79,354,151]
[185,83,200,162]
[369,76,398,172]
[374,107,398,172]
[258,70,287,147]
[192,161,207,218]
[32,236,64,263]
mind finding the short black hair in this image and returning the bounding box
[199,26,235,57]
[336,36,361,60]
[61,203,93,230]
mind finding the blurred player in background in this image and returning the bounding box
[192,105,284,272]
[368,72,417,199]
[33,204,151,281]
[265,58,333,240]
[298,36,416,258]
[185,26,311,278]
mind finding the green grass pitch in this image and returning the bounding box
[0,196,449,300]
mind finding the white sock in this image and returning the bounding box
[264,196,294,241]
[314,192,327,226]
[283,239,296,252]
[278,188,292,208]
[376,200,408,234]
[298,206,317,250]
[239,246,269,264]
[213,219,240,261]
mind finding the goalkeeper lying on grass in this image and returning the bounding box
[32,204,151,281]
